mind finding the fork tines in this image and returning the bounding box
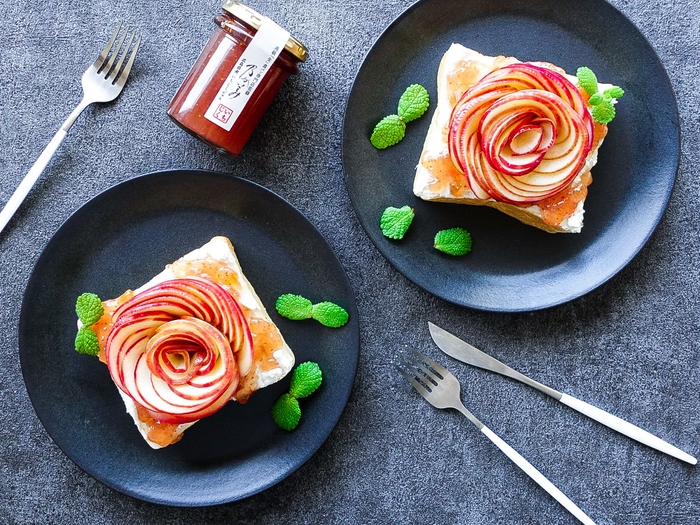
[396,349,445,393]
[95,22,142,85]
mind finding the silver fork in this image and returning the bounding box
[396,350,597,525]
[0,23,142,235]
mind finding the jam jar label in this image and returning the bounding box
[204,18,290,131]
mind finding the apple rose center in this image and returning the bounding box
[146,317,235,386]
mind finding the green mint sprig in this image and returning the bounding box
[576,67,624,124]
[370,84,430,149]
[380,205,415,240]
[371,115,406,149]
[434,227,473,256]
[276,294,349,328]
[398,84,430,122]
[271,362,323,431]
[75,326,100,356]
[271,393,301,431]
[76,292,104,326]
[74,292,104,356]
[289,362,323,399]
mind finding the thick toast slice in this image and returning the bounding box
[413,44,609,233]
[86,236,294,448]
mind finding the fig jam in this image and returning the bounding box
[167,0,307,156]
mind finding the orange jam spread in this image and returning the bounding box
[538,171,593,226]
[236,316,284,402]
[446,65,481,106]
[170,258,242,300]
[135,405,185,447]
[421,152,469,198]
[445,56,516,106]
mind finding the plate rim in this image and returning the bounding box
[341,0,679,312]
[18,168,360,506]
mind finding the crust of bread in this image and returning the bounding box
[106,236,295,448]
[413,44,609,233]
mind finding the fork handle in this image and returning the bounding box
[480,426,596,525]
[0,129,67,234]
[0,100,89,235]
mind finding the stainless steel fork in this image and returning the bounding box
[0,23,142,235]
[396,350,597,525]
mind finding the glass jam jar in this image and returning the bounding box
[167,0,308,156]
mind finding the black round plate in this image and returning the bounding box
[19,170,359,506]
[342,0,679,311]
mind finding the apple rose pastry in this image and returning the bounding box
[76,236,295,449]
[449,63,593,204]
[414,44,617,233]
[106,278,253,424]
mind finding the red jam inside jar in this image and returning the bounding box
[167,0,308,156]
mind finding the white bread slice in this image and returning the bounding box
[413,44,610,233]
[85,236,294,448]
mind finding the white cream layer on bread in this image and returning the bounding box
[95,236,294,449]
[413,44,611,233]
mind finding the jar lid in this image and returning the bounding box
[222,0,308,62]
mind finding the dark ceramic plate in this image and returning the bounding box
[19,170,359,506]
[342,0,679,311]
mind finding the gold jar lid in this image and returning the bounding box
[222,0,308,62]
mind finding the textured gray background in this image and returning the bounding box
[1,0,699,523]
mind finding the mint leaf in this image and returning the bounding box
[271,393,301,431]
[576,67,598,96]
[289,362,323,399]
[434,227,473,256]
[75,327,100,356]
[588,92,604,106]
[592,102,616,124]
[311,302,349,328]
[75,292,104,327]
[276,294,313,320]
[380,205,415,240]
[603,86,625,99]
[370,115,406,149]
[398,84,430,122]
